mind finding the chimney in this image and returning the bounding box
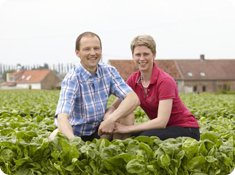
[200,54,205,61]
[17,65,22,72]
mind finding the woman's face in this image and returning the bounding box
[132,46,156,73]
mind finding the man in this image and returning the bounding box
[49,32,140,141]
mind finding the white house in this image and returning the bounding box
[1,69,61,90]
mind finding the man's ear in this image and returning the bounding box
[75,50,80,57]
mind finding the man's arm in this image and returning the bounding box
[98,91,140,135]
[57,113,75,139]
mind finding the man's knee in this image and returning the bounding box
[120,112,135,125]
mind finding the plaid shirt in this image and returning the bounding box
[55,62,132,136]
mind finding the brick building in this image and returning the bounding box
[108,55,235,93]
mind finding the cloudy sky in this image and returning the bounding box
[0,0,235,66]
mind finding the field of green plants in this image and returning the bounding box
[0,90,235,175]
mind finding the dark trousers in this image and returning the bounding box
[81,130,100,142]
[132,126,200,141]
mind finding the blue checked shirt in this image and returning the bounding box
[55,62,132,136]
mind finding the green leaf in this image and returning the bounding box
[1,148,16,162]
[160,154,171,168]
[109,153,133,166]
[126,159,145,174]
[139,142,152,160]
[205,156,217,163]
[134,136,154,146]
[186,156,206,171]
[0,128,15,136]
[182,138,200,160]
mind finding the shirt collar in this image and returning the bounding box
[149,62,159,85]
[78,63,101,81]
[135,62,159,85]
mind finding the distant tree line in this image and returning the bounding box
[0,63,77,77]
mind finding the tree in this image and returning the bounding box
[2,70,15,81]
[44,63,49,69]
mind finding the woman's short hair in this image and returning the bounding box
[130,35,156,54]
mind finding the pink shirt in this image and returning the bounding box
[127,62,199,128]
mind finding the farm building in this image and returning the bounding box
[108,55,235,93]
[1,69,62,90]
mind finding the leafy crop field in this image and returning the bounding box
[0,90,234,175]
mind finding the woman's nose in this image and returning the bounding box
[139,55,145,60]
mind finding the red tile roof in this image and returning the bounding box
[9,70,24,76]
[108,59,235,81]
[108,60,181,80]
[1,82,16,86]
[12,69,51,83]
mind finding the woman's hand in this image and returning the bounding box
[114,122,131,134]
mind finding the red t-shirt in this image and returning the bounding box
[126,62,199,128]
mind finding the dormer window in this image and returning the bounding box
[200,72,205,77]
[187,72,193,77]
[22,75,25,79]
[26,75,31,80]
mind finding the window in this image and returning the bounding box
[223,84,231,91]
[193,86,197,92]
[9,77,14,81]
[187,72,193,77]
[26,75,31,80]
[21,75,25,79]
[202,86,206,92]
[200,72,205,77]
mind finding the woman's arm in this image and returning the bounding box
[114,99,173,134]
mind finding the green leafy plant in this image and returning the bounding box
[0,90,235,174]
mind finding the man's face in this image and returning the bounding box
[76,35,102,74]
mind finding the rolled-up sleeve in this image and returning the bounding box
[56,70,78,117]
[110,67,132,101]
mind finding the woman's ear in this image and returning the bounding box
[153,52,156,60]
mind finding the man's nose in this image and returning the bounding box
[90,49,96,55]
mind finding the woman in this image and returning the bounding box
[113,35,200,141]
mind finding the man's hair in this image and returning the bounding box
[75,31,102,51]
[130,35,156,54]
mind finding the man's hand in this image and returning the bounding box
[98,117,116,136]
